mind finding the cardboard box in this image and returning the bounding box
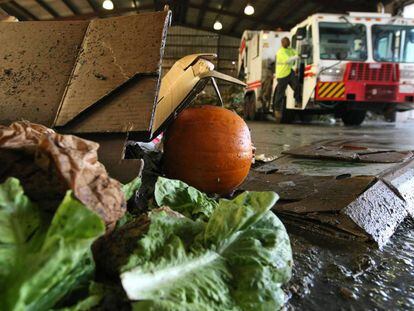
[0,11,245,182]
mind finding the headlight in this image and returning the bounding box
[319,67,344,81]
[401,70,414,80]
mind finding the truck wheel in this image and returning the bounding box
[243,95,256,120]
[341,110,366,126]
[384,109,396,123]
[299,113,313,123]
[273,97,295,124]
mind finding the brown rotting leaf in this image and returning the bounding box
[0,121,125,231]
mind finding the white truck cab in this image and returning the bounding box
[274,12,414,125]
[239,12,414,125]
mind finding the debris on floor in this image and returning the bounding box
[243,139,414,247]
[284,140,413,163]
[255,153,278,163]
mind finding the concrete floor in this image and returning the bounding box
[249,120,414,157]
[247,119,414,310]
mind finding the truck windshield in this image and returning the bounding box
[372,25,414,63]
[319,22,367,61]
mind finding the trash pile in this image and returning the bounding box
[0,122,293,311]
[0,10,289,310]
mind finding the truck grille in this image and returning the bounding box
[365,85,397,101]
[346,63,399,82]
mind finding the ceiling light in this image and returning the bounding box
[213,20,223,31]
[102,0,114,10]
[244,4,254,15]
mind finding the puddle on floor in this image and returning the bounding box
[284,218,414,310]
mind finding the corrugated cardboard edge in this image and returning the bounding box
[149,78,209,141]
[200,70,247,87]
[53,11,172,135]
[53,21,91,127]
[145,10,172,138]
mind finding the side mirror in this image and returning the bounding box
[300,43,310,59]
[296,27,306,41]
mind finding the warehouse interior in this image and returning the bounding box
[0,1,413,310]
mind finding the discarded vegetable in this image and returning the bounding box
[163,106,253,195]
[0,178,105,311]
[0,121,126,231]
[118,177,292,310]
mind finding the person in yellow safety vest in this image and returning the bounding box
[274,37,301,111]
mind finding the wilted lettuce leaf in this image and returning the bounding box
[0,178,105,311]
[121,177,292,311]
[122,177,142,201]
[154,177,218,220]
[115,211,135,229]
[116,177,142,229]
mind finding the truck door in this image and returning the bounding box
[286,26,316,110]
[302,25,316,109]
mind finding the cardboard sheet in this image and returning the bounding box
[0,11,170,137]
[0,21,88,125]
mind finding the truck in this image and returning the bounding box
[238,30,289,120]
[239,12,414,125]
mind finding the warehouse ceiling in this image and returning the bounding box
[0,0,397,37]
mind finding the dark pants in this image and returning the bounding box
[274,70,301,109]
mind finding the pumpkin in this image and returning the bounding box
[163,105,253,195]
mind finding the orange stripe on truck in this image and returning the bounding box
[318,82,345,99]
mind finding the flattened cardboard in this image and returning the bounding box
[79,133,144,183]
[55,12,170,131]
[0,11,170,138]
[0,21,88,125]
[60,76,159,135]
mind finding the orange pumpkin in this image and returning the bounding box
[163,105,253,195]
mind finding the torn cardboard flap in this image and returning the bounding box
[152,53,246,138]
[0,11,171,137]
[55,12,171,131]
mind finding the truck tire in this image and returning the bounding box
[243,95,256,120]
[273,97,295,124]
[341,110,366,126]
[384,109,396,123]
[299,112,313,123]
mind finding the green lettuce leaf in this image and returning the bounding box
[122,177,142,201]
[54,282,105,311]
[121,178,292,311]
[0,178,105,311]
[154,177,218,220]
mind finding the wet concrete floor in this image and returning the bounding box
[248,120,414,311]
[249,120,414,157]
